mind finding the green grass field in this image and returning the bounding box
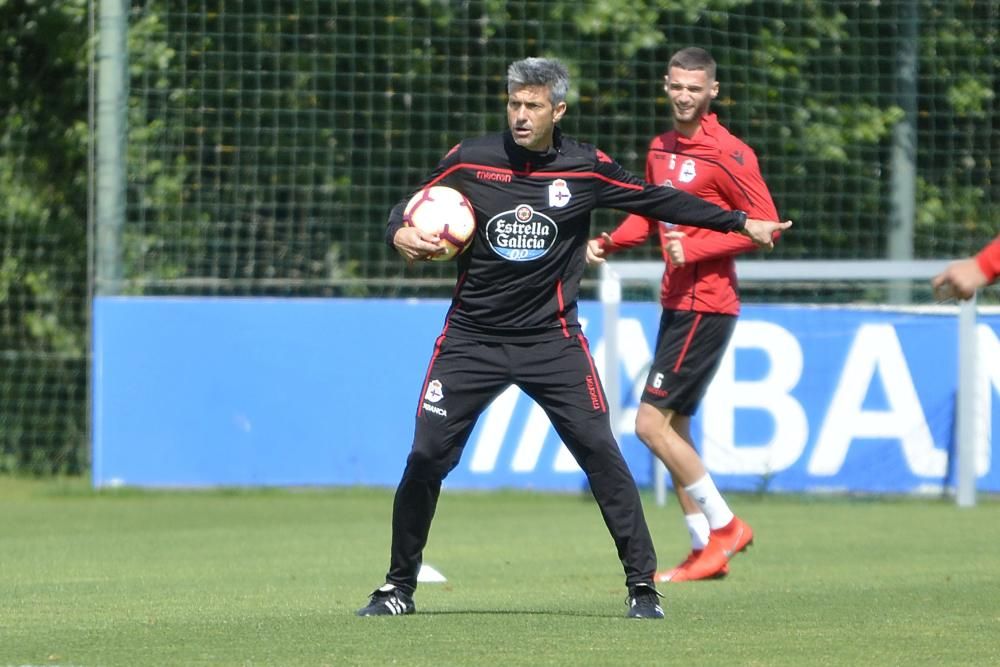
[3,477,998,666]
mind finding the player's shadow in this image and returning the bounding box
[394,609,623,619]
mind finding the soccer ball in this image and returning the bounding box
[403,185,476,261]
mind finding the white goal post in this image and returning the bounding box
[599,259,980,508]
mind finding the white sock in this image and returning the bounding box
[684,513,710,551]
[684,474,734,530]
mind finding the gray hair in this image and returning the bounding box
[507,57,570,105]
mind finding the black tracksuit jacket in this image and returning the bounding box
[386,128,748,342]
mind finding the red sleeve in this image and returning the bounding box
[680,232,759,263]
[681,147,780,264]
[601,213,657,254]
[975,235,1000,283]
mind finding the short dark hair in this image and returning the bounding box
[667,47,717,80]
[507,57,570,105]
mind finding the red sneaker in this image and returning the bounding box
[683,516,754,581]
[654,549,729,583]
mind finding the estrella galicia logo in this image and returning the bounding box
[486,205,558,261]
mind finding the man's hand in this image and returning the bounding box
[740,218,792,249]
[931,258,989,301]
[393,226,446,262]
[586,232,615,265]
[665,231,686,267]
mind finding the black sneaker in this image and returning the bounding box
[356,584,416,617]
[626,583,664,619]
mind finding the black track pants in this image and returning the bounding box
[385,334,657,593]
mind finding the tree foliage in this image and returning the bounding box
[1,0,89,473]
[0,0,996,473]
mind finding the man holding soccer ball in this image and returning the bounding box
[358,57,790,619]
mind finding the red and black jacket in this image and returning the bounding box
[598,113,779,315]
[386,128,749,342]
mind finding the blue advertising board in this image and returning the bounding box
[92,297,1000,494]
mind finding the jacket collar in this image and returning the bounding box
[504,127,562,169]
[673,112,721,144]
